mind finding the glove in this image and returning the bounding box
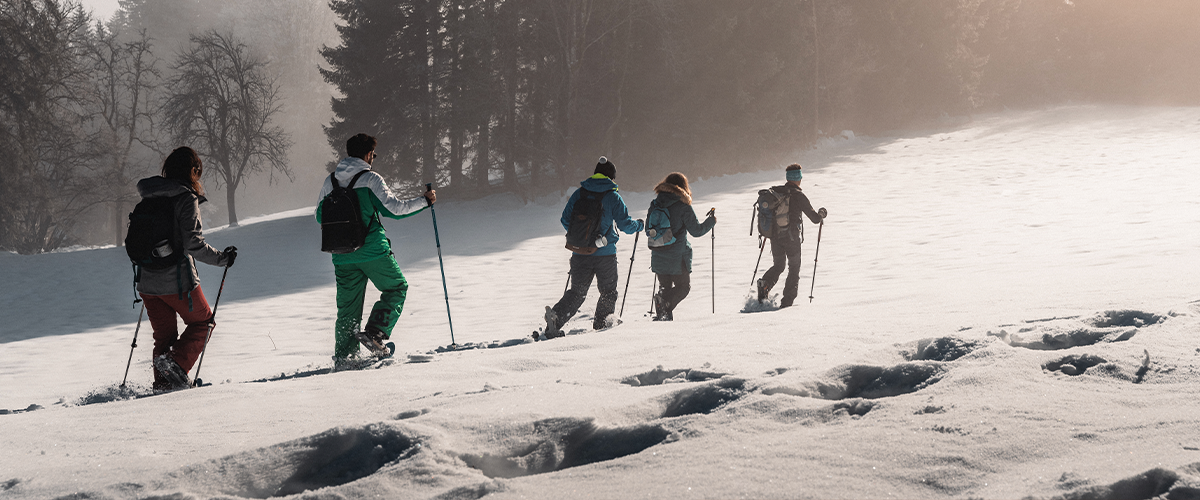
[223,246,238,268]
[818,207,828,220]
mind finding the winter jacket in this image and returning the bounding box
[648,183,716,275]
[560,174,644,257]
[134,176,231,299]
[769,183,823,243]
[315,157,430,265]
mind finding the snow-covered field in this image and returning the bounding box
[2,105,1199,499]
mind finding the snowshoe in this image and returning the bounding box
[652,292,667,321]
[356,328,393,358]
[153,354,190,390]
[538,306,565,340]
[756,278,769,303]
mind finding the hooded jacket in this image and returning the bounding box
[560,174,644,257]
[648,182,715,275]
[316,156,430,264]
[134,176,230,299]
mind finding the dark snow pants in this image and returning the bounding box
[655,272,691,319]
[142,287,213,390]
[552,253,619,330]
[761,237,803,307]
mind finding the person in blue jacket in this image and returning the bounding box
[541,157,644,338]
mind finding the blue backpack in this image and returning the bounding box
[645,200,675,248]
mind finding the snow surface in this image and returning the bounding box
[2,105,1200,499]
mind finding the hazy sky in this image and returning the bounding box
[80,0,120,22]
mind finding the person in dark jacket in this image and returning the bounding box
[647,173,716,321]
[134,147,236,390]
[757,164,827,308]
[541,157,644,338]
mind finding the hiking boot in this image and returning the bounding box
[652,292,667,320]
[543,306,564,339]
[756,279,769,302]
[153,354,189,390]
[356,327,389,356]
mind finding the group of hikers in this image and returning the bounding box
[128,133,826,390]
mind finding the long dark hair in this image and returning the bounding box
[162,147,204,196]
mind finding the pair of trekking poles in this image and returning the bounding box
[749,209,824,303]
[120,266,228,389]
[618,208,719,319]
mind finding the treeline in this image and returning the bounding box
[321,0,1200,198]
[4,0,1198,254]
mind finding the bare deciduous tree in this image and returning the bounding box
[81,26,162,245]
[163,31,292,227]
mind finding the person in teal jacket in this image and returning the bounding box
[316,133,435,360]
[647,172,716,321]
[541,157,644,338]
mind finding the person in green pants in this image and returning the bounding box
[316,133,436,361]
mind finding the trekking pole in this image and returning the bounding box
[619,230,639,317]
[190,265,228,387]
[120,302,145,387]
[426,183,456,347]
[750,236,766,287]
[808,221,824,303]
[709,208,715,314]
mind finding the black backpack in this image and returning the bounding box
[756,187,792,240]
[125,195,186,270]
[564,188,610,254]
[320,170,371,254]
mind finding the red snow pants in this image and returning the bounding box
[141,287,213,389]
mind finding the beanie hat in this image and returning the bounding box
[786,166,803,182]
[594,156,616,180]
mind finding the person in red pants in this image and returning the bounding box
[133,147,235,390]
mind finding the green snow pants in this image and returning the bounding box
[333,255,409,359]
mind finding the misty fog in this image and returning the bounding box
[4,0,1199,253]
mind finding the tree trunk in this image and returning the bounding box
[812,0,821,140]
[226,184,239,227]
[112,200,124,246]
[476,117,491,190]
[449,125,463,193]
[419,0,439,186]
[499,0,519,190]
